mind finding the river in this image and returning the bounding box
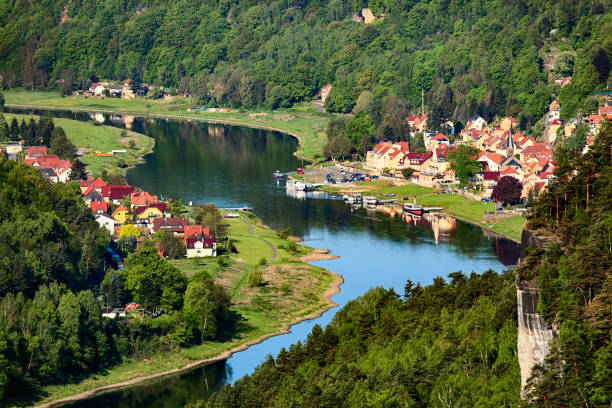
[8,109,520,407]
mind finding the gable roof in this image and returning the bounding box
[186,237,217,249]
[131,190,158,206]
[111,205,128,217]
[102,185,135,200]
[183,225,211,239]
[152,217,189,232]
[134,203,167,215]
[90,201,108,213]
[27,146,47,156]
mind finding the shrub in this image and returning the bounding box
[247,268,264,286]
[286,241,298,255]
[280,282,291,295]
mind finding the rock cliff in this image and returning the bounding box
[516,230,557,394]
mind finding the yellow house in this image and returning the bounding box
[111,205,130,224]
[564,118,579,138]
[136,206,164,220]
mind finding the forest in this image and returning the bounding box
[0,0,610,127]
[0,159,231,405]
[192,269,521,407]
[188,124,612,407]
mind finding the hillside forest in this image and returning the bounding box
[0,0,610,130]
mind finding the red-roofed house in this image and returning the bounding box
[599,105,612,116]
[521,143,552,164]
[404,152,433,170]
[589,114,605,134]
[90,201,108,214]
[152,217,189,234]
[26,146,47,158]
[428,133,450,151]
[406,114,428,132]
[478,152,505,172]
[186,237,217,258]
[102,185,135,204]
[366,142,411,171]
[130,190,158,207]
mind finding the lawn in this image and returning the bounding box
[4,89,331,161]
[3,112,154,176]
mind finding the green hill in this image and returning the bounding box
[1,0,610,125]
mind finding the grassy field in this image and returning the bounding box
[3,112,154,176]
[35,214,337,406]
[4,89,331,161]
[321,180,525,242]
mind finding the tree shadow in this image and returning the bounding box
[215,310,256,343]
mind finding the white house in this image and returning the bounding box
[466,116,487,131]
[186,237,217,258]
[96,213,115,235]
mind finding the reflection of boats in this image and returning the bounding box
[273,170,285,180]
[404,202,426,216]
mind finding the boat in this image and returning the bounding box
[363,196,377,205]
[404,202,426,216]
[273,170,285,180]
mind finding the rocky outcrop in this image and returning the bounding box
[516,229,557,395]
[516,282,556,394]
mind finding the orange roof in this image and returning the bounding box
[90,201,108,213]
[183,225,211,240]
[130,190,158,206]
[112,205,128,217]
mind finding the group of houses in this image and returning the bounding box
[366,97,611,201]
[81,178,217,258]
[5,145,75,182]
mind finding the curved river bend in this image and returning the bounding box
[10,110,519,407]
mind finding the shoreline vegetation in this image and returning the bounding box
[2,112,155,177]
[4,89,330,162]
[31,212,343,408]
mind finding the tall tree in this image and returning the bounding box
[448,145,481,186]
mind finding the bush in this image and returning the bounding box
[128,139,136,149]
[217,255,228,267]
[286,240,298,255]
[280,282,291,295]
[259,257,267,265]
[247,268,264,287]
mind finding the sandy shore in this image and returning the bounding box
[300,248,340,262]
[35,262,343,408]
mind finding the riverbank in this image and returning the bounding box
[303,172,524,242]
[4,89,330,161]
[32,212,342,408]
[2,112,154,177]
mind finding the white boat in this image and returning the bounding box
[363,196,377,204]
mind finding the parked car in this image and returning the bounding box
[296,168,304,174]
[481,198,491,202]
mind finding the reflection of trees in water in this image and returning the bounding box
[491,238,521,266]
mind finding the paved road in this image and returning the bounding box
[239,218,277,262]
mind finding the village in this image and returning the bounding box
[361,96,612,203]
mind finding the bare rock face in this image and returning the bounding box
[516,283,556,394]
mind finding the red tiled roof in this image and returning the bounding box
[483,171,500,181]
[432,133,448,141]
[102,185,135,200]
[111,205,128,218]
[183,225,211,239]
[131,191,158,206]
[27,146,47,156]
[90,201,108,213]
[152,217,189,232]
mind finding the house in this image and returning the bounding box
[565,118,580,138]
[548,119,562,143]
[135,203,167,220]
[95,213,115,235]
[102,308,127,319]
[83,186,104,204]
[90,201,108,214]
[320,84,332,104]
[465,116,487,131]
[111,205,130,224]
[186,237,217,258]
[53,160,72,182]
[599,105,612,116]
[152,217,189,234]
[109,84,123,97]
[26,146,47,159]
[554,77,571,87]
[130,190,158,207]
[500,116,517,131]
[589,114,606,134]
[482,171,500,188]
[122,80,136,100]
[403,152,432,170]
[365,142,411,171]
[79,177,107,193]
[478,152,505,172]
[38,167,58,183]
[4,143,23,155]
[406,114,428,132]
[102,185,135,204]
[521,143,552,164]
[428,133,450,151]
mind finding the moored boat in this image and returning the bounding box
[404,202,426,216]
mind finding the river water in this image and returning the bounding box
[8,109,519,407]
